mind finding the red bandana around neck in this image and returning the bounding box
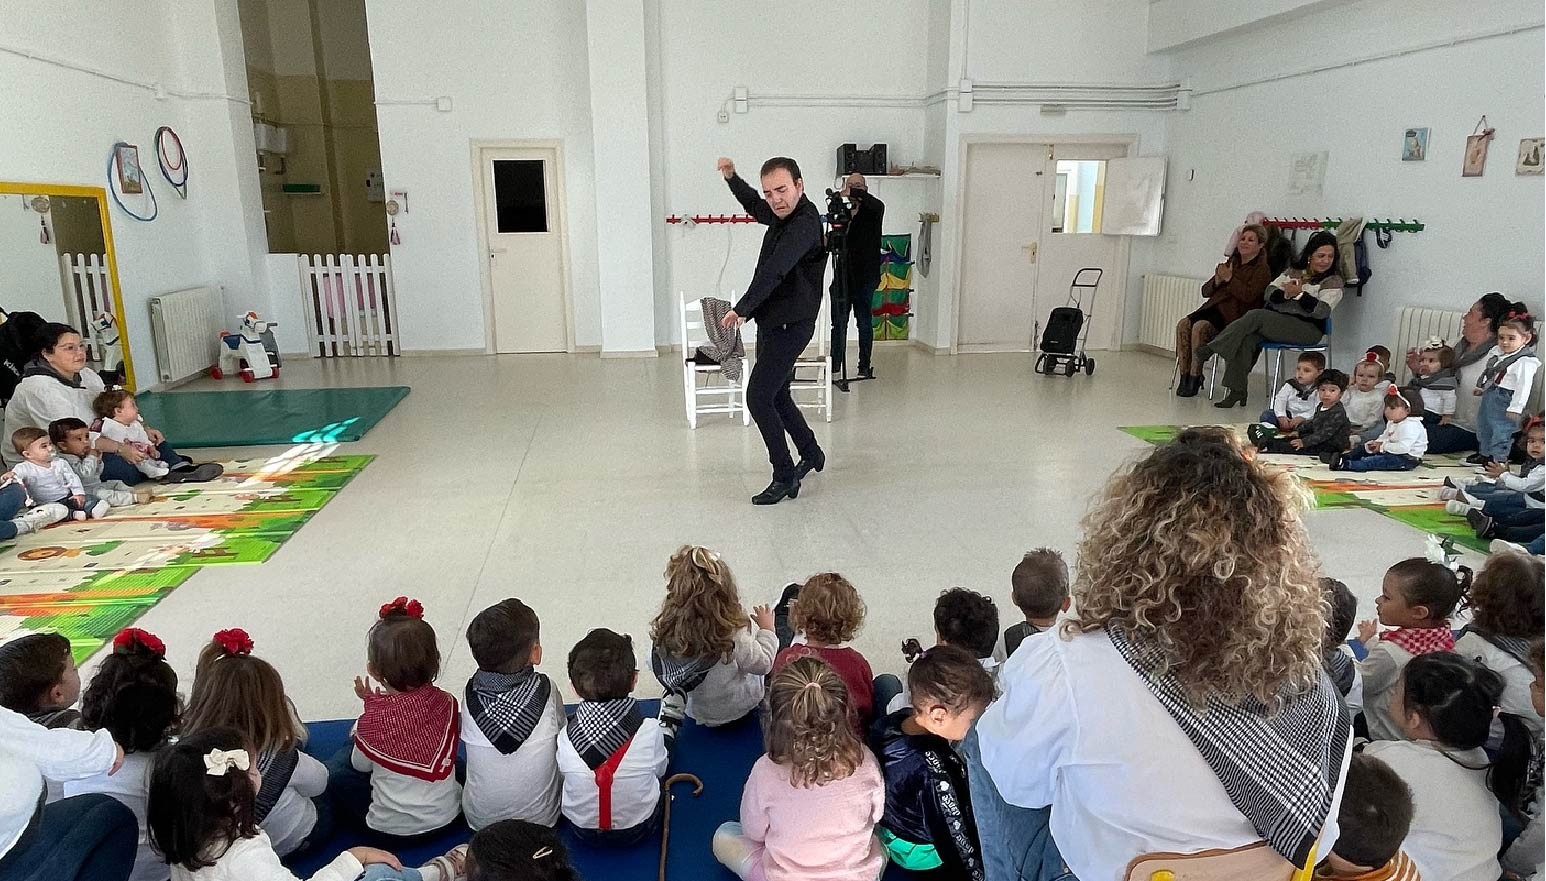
[1380,625,1455,657]
[354,685,460,781]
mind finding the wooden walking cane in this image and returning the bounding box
[658,772,704,881]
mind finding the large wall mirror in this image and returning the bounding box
[0,182,134,390]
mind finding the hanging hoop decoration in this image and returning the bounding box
[155,126,189,198]
[108,141,158,222]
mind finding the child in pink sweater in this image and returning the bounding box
[712,656,885,881]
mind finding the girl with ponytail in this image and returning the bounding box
[1364,652,1533,881]
[183,629,328,858]
[66,627,181,881]
[648,545,776,727]
[712,656,885,881]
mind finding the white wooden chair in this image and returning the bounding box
[786,291,832,422]
[680,291,750,429]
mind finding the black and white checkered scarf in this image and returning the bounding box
[1107,625,1350,867]
[466,668,552,756]
[566,698,644,771]
[650,647,717,695]
[255,748,299,823]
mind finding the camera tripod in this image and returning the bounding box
[825,188,874,394]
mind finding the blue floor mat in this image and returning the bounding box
[291,703,913,879]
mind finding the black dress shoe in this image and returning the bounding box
[858,365,875,380]
[1465,453,1492,465]
[1214,389,1248,408]
[752,478,800,505]
[796,451,826,481]
[1176,374,1201,397]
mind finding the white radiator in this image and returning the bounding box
[1392,307,1464,383]
[1138,273,1205,352]
[149,286,224,384]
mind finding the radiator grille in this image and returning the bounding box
[1138,273,1205,352]
[149,286,224,384]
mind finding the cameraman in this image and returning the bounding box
[830,172,884,380]
[717,156,828,506]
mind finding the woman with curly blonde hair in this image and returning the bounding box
[712,656,885,881]
[968,427,1352,881]
[648,545,777,727]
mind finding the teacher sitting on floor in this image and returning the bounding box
[1175,222,1273,397]
[1198,230,1344,409]
[966,427,1350,881]
[1,323,221,484]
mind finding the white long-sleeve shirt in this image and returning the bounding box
[1270,382,1319,421]
[556,714,671,831]
[62,751,166,881]
[1482,347,1542,413]
[1362,740,1501,881]
[1343,382,1392,429]
[12,457,83,504]
[1369,416,1428,458]
[348,742,461,836]
[1415,385,1457,416]
[676,627,779,727]
[170,831,362,881]
[98,416,155,451]
[263,752,328,857]
[0,706,119,859]
[461,681,564,830]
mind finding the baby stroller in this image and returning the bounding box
[1033,268,1101,377]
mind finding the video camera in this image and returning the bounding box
[824,188,852,253]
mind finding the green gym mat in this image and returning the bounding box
[134,386,410,447]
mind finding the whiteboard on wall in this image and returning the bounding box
[1101,157,1167,236]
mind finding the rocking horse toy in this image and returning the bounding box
[211,312,280,382]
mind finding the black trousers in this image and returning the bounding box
[830,283,874,375]
[748,320,821,483]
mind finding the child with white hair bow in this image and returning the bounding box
[146,729,469,881]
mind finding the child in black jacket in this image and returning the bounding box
[1251,368,1352,460]
[869,646,995,880]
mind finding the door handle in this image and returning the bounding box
[488,247,507,259]
[1022,242,1038,264]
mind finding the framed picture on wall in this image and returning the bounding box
[114,144,144,194]
[1462,118,1495,178]
[1517,138,1544,175]
[1401,128,1428,161]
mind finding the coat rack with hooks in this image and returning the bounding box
[1263,216,1425,233]
[665,214,757,225]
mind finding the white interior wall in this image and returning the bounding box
[365,0,602,352]
[0,0,271,384]
[1159,0,1545,363]
[0,195,69,318]
[649,0,936,347]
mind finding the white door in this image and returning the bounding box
[957,142,1048,351]
[479,147,567,353]
[1034,144,1128,352]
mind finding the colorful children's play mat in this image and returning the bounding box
[1122,424,1494,554]
[0,448,371,661]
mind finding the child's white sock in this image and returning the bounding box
[138,460,170,478]
[88,499,110,519]
[70,509,87,521]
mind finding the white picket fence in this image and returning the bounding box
[297,254,401,358]
[59,252,115,363]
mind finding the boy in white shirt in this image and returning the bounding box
[557,628,682,846]
[91,390,169,479]
[1257,351,1324,435]
[461,598,564,830]
[1329,391,1427,473]
[9,428,107,520]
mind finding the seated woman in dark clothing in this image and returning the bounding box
[1175,223,1273,397]
[1199,231,1344,409]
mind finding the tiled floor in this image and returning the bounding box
[118,348,1480,721]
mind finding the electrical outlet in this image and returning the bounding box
[717,109,730,124]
